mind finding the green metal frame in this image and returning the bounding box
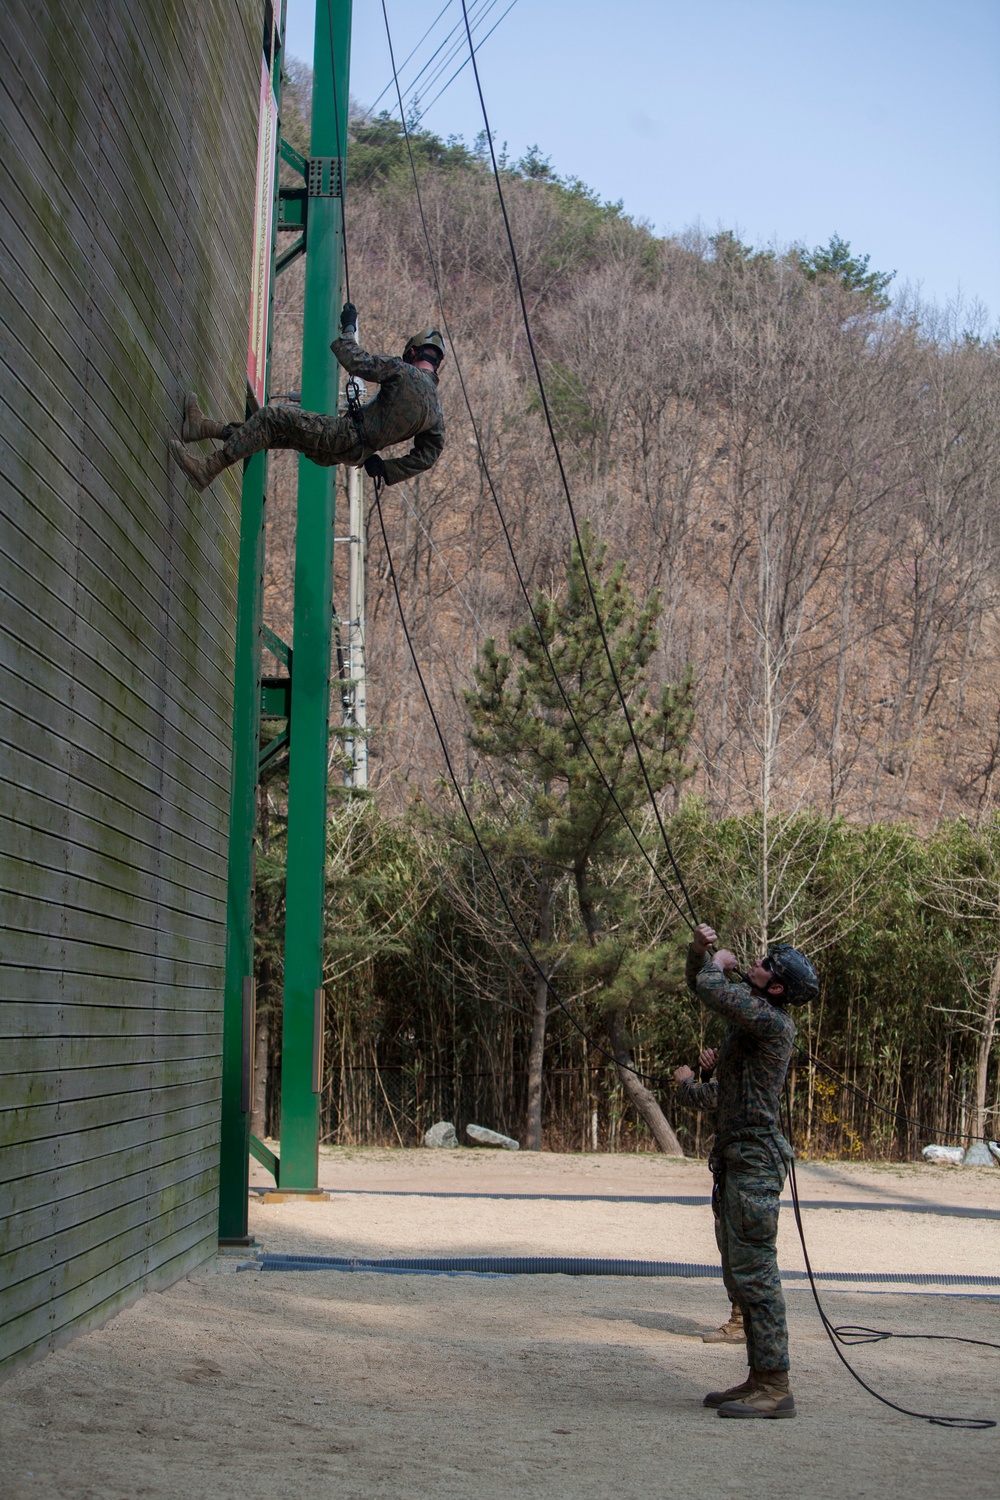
[220,0,353,1227]
[219,4,286,1243]
[249,1133,280,1184]
[277,0,353,1192]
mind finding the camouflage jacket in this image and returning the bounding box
[331,333,445,487]
[677,947,795,1142]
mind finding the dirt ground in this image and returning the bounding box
[2,1149,997,1500]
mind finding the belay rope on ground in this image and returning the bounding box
[781,1087,998,1429]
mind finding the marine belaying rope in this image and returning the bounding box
[326,0,371,441]
[324,0,352,307]
[456,0,699,930]
[780,1086,998,1429]
[372,21,996,1434]
[445,31,1000,1426]
[370,473,669,1088]
[378,0,697,933]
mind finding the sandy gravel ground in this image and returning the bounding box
[247,1147,999,1281]
[2,1150,997,1500]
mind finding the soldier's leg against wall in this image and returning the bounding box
[219,405,362,467]
[720,1143,788,1372]
[173,405,365,490]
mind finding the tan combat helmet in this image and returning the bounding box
[402,329,446,365]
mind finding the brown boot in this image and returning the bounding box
[182,393,228,442]
[717,1368,796,1419]
[702,1302,746,1344]
[703,1370,759,1409]
[170,440,231,492]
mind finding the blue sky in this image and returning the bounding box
[284,1,1000,323]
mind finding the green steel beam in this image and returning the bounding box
[277,0,353,1191]
[218,449,267,1242]
[260,679,292,718]
[276,237,306,275]
[263,624,291,667]
[258,726,289,775]
[219,4,286,1242]
[280,138,308,176]
[250,1133,280,1184]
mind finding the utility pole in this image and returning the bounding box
[278,0,353,1192]
[342,422,368,789]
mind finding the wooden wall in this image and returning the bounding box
[0,0,263,1374]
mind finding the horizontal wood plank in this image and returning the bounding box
[1,0,259,1374]
[2,1195,218,1344]
[5,1145,219,1261]
[2,1082,221,1181]
[0,1052,221,1112]
[5,1118,219,1217]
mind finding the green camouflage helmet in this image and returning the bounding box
[402,329,446,364]
[765,944,819,1005]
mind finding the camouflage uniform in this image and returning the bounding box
[219,331,445,487]
[678,949,795,1371]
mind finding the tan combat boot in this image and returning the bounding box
[170,440,232,492]
[717,1367,796,1419]
[701,1302,746,1344]
[703,1369,760,1409]
[182,393,229,442]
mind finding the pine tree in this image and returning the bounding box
[465,522,696,1151]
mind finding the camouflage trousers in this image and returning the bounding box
[221,404,366,468]
[710,1136,789,1371]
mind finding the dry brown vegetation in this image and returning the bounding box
[249,87,1000,1156]
[265,95,1000,831]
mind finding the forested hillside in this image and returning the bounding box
[251,72,1000,1158]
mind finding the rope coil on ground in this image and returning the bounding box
[781,1089,998,1429]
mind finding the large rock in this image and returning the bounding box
[921,1144,964,1164]
[466,1123,519,1151]
[962,1141,996,1166]
[423,1121,459,1149]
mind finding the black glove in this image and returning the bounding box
[364,454,387,481]
[340,301,358,333]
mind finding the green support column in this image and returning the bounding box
[219,5,285,1241]
[219,449,267,1240]
[278,0,353,1190]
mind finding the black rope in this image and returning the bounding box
[324,0,352,305]
[351,24,994,1434]
[378,0,696,932]
[795,1046,994,1147]
[371,475,666,1089]
[781,1086,997,1429]
[457,0,699,928]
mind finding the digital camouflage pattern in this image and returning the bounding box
[330,332,445,486]
[678,949,796,1371]
[678,951,796,1140]
[219,332,445,487]
[710,1135,790,1370]
[220,403,367,469]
